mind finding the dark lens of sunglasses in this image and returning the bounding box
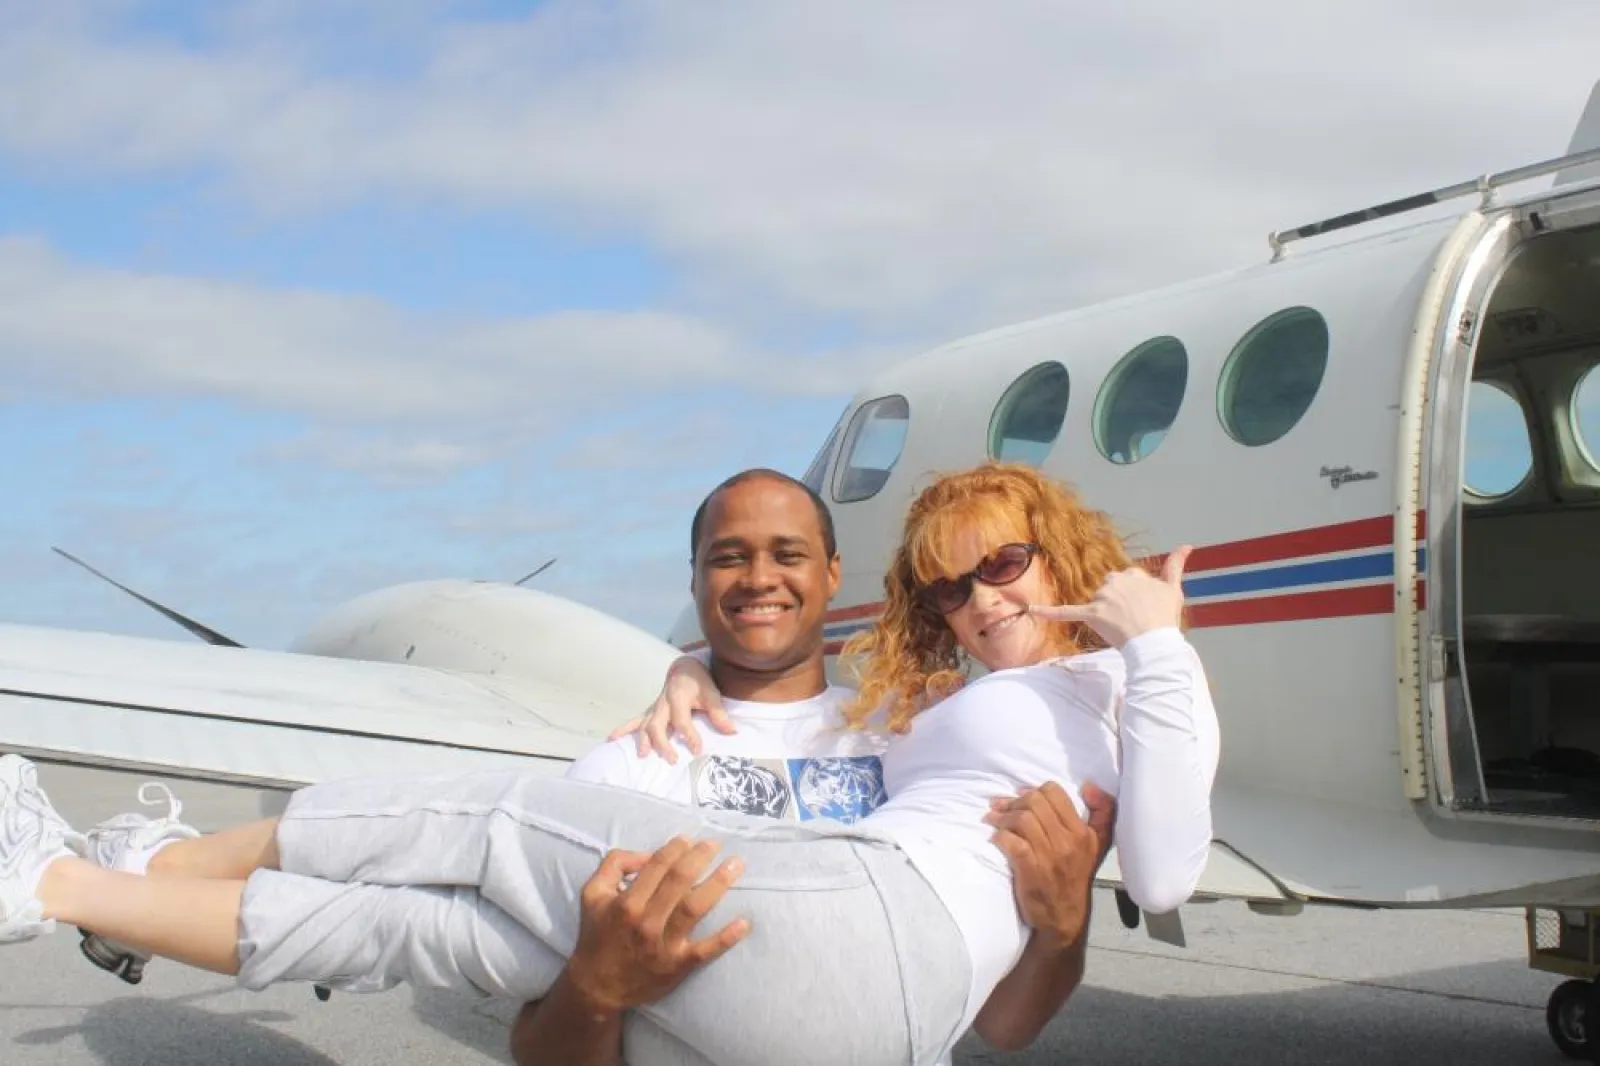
[976,545,1032,584]
[923,577,970,614]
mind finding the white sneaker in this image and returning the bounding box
[78,781,200,984]
[84,782,200,875]
[0,754,86,944]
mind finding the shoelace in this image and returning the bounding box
[135,782,183,819]
[128,782,186,847]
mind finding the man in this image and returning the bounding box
[509,468,1114,1065]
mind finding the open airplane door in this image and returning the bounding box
[1396,208,1503,810]
[1419,175,1600,825]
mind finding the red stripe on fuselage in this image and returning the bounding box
[1184,584,1394,629]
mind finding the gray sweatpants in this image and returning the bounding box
[233,767,972,1066]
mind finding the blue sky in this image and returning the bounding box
[1,1,1597,649]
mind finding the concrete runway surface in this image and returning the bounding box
[0,762,1578,1065]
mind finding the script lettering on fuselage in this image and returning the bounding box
[1321,464,1379,489]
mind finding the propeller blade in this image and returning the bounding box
[514,557,557,586]
[51,546,245,648]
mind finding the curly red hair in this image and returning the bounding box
[839,462,1134,734]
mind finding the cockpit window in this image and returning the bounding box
[988,362,1071,466]
[832,395,910,503]
[1464,379,1534,500]
[801,409,847,495]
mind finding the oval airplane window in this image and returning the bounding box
[1093,337,1189,464]
[832,395,910,503]
[988,361,1071,466]
[1217,307,1330,447]
[1572,364,1600,470]
[1464,379,1533,499]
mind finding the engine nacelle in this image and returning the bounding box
[289,579,685,722]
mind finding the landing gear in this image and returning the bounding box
[1528,908,1600,1061]
[1548,979,1600,1060]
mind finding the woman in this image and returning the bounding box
[0,463,1219,1066]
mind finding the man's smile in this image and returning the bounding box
[728,602,795,624]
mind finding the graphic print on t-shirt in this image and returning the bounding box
[690,755,886,824]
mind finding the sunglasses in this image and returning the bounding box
[917,542,1040,615]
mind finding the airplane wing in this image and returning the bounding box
[0,622,626,790]
[0,610,1310,919]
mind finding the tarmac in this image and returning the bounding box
[0,762,1576,1065]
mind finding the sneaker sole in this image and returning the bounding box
[79,930,146,985]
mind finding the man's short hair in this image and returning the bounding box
[689,468,838,563]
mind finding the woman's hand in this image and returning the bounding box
[605,655,738,763]
[1027,545,1191,648]
[984,782,1116,948]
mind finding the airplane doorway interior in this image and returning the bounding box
[1456,218,1600,821]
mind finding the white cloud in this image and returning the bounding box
[261,428,509,486]
[0,235,770,423]
[2,1,1596,333]
[555,413,811,474]
[438,505,584,540]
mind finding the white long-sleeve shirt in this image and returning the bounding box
[863,627,1221,1046]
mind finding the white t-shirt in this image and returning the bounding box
[564,685,890,824]
[864,627,1220,1047]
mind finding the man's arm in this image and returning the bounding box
[971,782,1115,1051]
[509,980,624,1066]
[969,906,1090,1051]
[507,838,751,1066]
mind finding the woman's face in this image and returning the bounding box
[934,525,1061,673]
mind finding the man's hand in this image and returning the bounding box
[606,655,737,763]
[566,836,752,1013]
[984,782,1116,948]
[510,832,752,1065]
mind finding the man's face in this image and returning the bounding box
[691,478,840,674]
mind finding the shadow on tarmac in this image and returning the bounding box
[12,996,340,1066]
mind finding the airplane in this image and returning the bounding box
[4,77,1600,1063]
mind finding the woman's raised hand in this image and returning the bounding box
[1027,545,1191,648]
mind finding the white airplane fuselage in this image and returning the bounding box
[666,172,1600,914]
